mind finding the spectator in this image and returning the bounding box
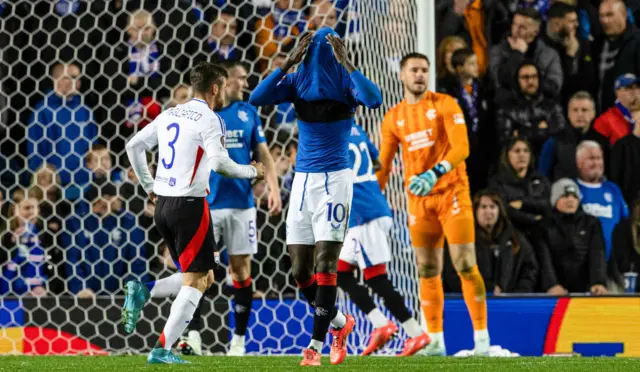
[64,183,147,298]
[0,197,47,297]
[443,190,539,294]
[593,0,640,111]
[84,144,124,186]
[435,0,490,76]
[538,91,608,181]
[255,0,307,72]
[436,36,468,89]
[488,137,552,235]
[575,140,628,260]
[202,11,241,61]
[593,73,640,146]
[610,113,640,205]
[439,48,495,194]
[489,7,563,100]
[308,0,338,30]
[609,195,640,293]
[542,2,595,103]
[496,62,566,155]
[166,84,192,109]
[27,62,97,200]
[535,178,608,295]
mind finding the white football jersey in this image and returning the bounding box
[127,98,229,197]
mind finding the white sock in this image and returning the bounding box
[402,318,424,338]
[474,329,489,341]
[429,331,444,344]
[231,334,245,344]
[330,310,346,329]
[367,309,388,329]
[159,286,203,351]
[308,339,324,352]
[150,273,183,298]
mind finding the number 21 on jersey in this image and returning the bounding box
[349,141,377,183]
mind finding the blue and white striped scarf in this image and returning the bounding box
[128,41,160,77]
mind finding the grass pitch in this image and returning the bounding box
[0,356,638,372]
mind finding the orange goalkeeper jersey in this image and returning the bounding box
[376,91,470,196]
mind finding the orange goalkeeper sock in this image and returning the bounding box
[459,265,487,330]
[419,276,444,333]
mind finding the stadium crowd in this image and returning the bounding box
[0,0,639,300]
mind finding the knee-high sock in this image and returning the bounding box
[186,296,204,332]
[338,270,376,314]
[146,272,183,298]
[155,286,203,351]
[419,276,444,334]
[233,277,253,337]
[459,265,487,331]
[296,274,345,329]
[312,273,338,342]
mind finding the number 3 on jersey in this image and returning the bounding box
[349,142,377,183]
[162,123,180,169]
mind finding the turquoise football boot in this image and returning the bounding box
[147,348,191,364]
[122,280,150,333]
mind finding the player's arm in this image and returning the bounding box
[375,112,400,191]
[125,120,159,194]
[248,69,296,106]
[203,116,263,179]
[251,107,282,214]
[408,97,470,196]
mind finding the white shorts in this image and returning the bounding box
[339,216,393,269]
[211,208,258,256]
[286,169,354,245]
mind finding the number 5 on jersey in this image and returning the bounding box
[162,123,180,169]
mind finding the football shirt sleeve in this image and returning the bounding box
[202,114,257,179]
[376,110,400,191]
[441,96,471,170]
[125,119,158,193]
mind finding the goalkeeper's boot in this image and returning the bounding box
[147,348,191,364]
[179,330,202,356]
[473,331,490,356]
[122,280,150,334]
[227,334,246,356]
[399,332,431,356]
[415,334,446,356]
[329,314,355,365]
[300,348,321,366]
[361,321,399,356]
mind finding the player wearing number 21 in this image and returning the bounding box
[376,53,490,356]
[250,27,382,366]
[124,62,264,364]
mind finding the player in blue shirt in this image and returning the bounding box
[575,140,629,260]
[249,28,382,366]
[337,124,428,356]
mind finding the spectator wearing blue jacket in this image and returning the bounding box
[575,140,629,261]
[27,62,98,200]
[64,183,147,297]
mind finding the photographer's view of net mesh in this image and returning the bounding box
[0,0,420,355]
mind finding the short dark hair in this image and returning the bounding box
[547,2,576,20]
[190,62,228,94]
[451,48,475,69]
[514,7,542,23]
[218,59,248,73]
[400,52,430,69]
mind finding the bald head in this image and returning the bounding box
[576,140,604,182]
[600,0,627,37]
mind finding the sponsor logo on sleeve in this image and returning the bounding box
[453,113,465,125]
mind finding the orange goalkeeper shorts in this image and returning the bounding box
[407,183,475,248]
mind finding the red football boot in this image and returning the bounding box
[329,314,355,365]
[300,348,321,366]
[399,332,431,356]
[361,321,399,356]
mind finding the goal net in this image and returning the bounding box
[0,0,419,356]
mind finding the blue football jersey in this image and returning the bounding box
[576,179,629,260]
[207,101,266,210]
[348,124,392,227]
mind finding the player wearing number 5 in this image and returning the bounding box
[337,124,430,356]
[376,53,490,356]
[125,62,264,364]
[250,28,382,366]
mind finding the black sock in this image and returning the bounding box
[338,271,376,314]
[312,282,338,341]
[366,275,412,323]
[187,296,204,332]
[298,279,339,321]
[233,285,253,336]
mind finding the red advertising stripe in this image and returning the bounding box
[543,297,571,355]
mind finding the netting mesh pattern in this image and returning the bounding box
[0,0,419,355]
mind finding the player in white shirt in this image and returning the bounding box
[124,62,264,364]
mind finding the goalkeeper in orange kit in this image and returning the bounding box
[376,52,489,356]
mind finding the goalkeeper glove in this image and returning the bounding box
[408,162,448,197]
